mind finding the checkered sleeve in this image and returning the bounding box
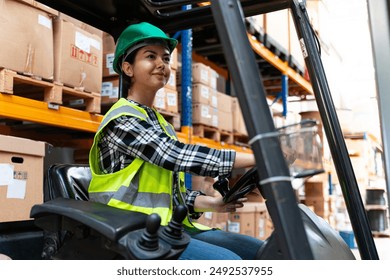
[102,114,236,178]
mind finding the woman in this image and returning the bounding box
[88,22,263,259]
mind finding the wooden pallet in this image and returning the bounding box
[193,124,221,142]
[193,124,235,144]
[372,230,390,238]
[233,132,250,147]
[0,68,100,114]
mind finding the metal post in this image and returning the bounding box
[281,74,288,117]
[181,4,193,189]
[210,0,313,259]
[367,0,390,225]
[290,0,379,259]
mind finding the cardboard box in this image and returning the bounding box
[217,91,233,113]
[232,97,248,135]
[170,48,178,70]
[102,32,118,77]
[228,202,262,238]
[305,180,329,198]
[53,17,103,93]
[101,76,119,104]
[154,87,179,113]
[0,134,46,222]
[177,62,210,87]
[164,88,179,113]
[218,110,233,132]
[165,69,177,91]
[179,84,217,108]
[57,12,103,38]
[192,104,213,126]
[209,67,218,90]
[256,208,274,240]
[0,0,55,80]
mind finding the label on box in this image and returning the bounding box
[7,179,26,199]
[211,95,218,108]
[154,89,165,109]
[166,92,177,106]
[204,212,213,220]
[228,221,240,233]
[167,72,176,88]
[75,31,101,54]
[201,105,210,118]
[38,14,52,29]
[212,114,218,127]
[101,82,113,96]
[200,69,209,83]
[201,85,210,99]
[0,164,13,185]
[75,31,92,53]
[105,53,115,75]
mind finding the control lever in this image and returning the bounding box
[159,205,190,249]
[137,213,161,251]
[126,213,171,259]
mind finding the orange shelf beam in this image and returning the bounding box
[0,93,102,133]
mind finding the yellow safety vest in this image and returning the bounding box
[89,98,209,230]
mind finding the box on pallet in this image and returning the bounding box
[178,84,218,108]
[101,76,119,104]
[53,15,103,93]
[0,0,56,80]
[154,87,179,113]
[192,103,217,127]
[0,134,46,222]
[177,63,212,88]
[228,202,273,240]
[102,32,117,78]
[232,97,248,136]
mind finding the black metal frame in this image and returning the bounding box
[34,0,379,259]
[367,0,390,224]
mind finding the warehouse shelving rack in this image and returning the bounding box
[0,4,311,152]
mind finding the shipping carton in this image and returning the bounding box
[232,97,248,135]
[101,76,119,104]
[228,202,272,240]
[102,32,118,78]
[0,135,46,222]
[53,17,103,93]
[0,0,55,80]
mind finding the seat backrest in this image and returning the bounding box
[44,164,91,202]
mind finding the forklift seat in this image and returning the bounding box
[30,164,190,259]
[44,164,91,202]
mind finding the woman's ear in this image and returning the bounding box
[122,61,134,77]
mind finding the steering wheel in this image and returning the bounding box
[223,167,260,203]
[222,166,325,203]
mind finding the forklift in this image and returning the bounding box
[0,0,383,260]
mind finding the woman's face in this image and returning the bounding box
[126,44,171,92]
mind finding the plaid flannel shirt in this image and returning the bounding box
[96,99,235,218]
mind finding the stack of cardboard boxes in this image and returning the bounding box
[0,0,104,222]
[177,61,248,139]
[0,134,46,222]
[0,0,103,112]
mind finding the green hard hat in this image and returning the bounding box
[113,22,178,74]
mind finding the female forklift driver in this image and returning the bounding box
[88,22,264,260]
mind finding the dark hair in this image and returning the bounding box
[121,49,138,90]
